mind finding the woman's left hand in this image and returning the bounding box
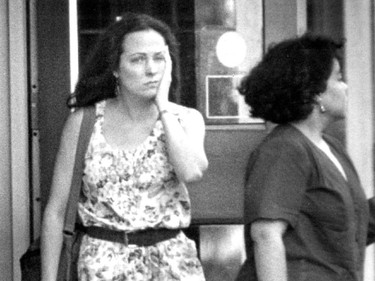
[155,46,172,110]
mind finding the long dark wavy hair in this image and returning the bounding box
[238,33,344,124]
[68,12,180,108]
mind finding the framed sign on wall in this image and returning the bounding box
[205,75,263,124]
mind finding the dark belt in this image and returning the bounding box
[83,226,181,247]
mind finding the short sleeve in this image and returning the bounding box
[244,137,312,228]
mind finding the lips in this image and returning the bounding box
[145,81,159,88]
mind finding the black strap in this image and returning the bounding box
[63,106,96,234]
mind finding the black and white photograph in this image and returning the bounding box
[1,1,375,281]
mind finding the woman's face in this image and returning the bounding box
[319,59,348,120]
[116,29,167,99]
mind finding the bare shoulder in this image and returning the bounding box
[63,108,84,132]
[64,108,84,129]
[60,108,85,148]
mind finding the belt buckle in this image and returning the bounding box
[123,232,129,246]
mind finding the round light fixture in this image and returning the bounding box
[216,31,247,68]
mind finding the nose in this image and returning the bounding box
[145,58,157,75]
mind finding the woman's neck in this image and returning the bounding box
[112,94,159,122]
[290,114,326,146]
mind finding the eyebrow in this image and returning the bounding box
[128,51,164,56]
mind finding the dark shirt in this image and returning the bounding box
[236,125,374,281]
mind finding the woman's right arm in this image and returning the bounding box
[41,109,83,281]
[251,219,288,281]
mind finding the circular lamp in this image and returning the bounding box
[216,31,247,68]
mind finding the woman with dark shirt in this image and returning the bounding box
[235,33,375,281]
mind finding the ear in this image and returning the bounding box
[314,95,327,113]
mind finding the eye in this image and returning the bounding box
[130,55,146,63]
[154,54,165,62]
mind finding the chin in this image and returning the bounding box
[141,90,158,99]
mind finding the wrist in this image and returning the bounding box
[158,105,179,119]
[155,100,169,112]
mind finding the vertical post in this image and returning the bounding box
[0,0,30,280]
[344,0,374,280]
[29,0,42,242]
[0,0,13,277]
[9,0,30,279]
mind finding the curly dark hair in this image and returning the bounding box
[68,12,180,108]
[238,33,344,124]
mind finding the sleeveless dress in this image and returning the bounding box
[77,101,205,281]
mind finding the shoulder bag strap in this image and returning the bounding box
[63,106,96,234]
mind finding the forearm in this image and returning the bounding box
[159,109,207,182]
[41,211,65,281]
[254,238,288,281]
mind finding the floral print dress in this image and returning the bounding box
[77,101,205,281]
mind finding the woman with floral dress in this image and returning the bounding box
[41,12,208,281]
